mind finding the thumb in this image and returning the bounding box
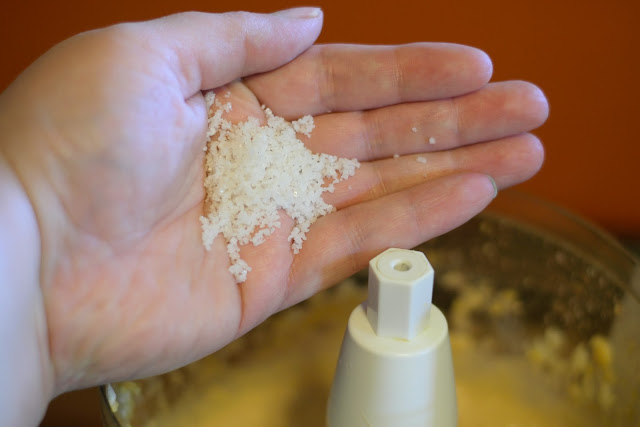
[145,8,324,96]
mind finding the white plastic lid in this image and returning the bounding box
[327,248,457,427]
[366,248,434,340]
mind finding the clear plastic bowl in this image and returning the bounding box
[100,190,640,426]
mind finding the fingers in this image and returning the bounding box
[142,9,323,96]
[324,133,543,210]
[284,172,496,306]
[244,43,493,117]
[304,81,549,160]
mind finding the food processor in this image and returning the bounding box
[100,191,640,426]
[327,248,456,426]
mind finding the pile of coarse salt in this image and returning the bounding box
[200,92,360,283]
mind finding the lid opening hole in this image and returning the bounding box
[393,260,412,271]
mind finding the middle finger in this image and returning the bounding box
[303,80,548,160]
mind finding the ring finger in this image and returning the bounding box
[324,133,543,210]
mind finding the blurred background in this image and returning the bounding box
[1,0,636,425]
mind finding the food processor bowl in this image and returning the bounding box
[100,190,640,426]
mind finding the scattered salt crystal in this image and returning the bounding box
[201,91,360,283]
[411,127,418,133]
[224,91,231,98]
[393,154,400,159]
[429,137,436,145]
[292,115,315,138]
[204,91,216,106]
[416,156,427,164]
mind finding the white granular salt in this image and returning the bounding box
[428,136,436,145]
[393,154,400,159]
[292,115,315,138]
[411,127,418,133]
[416,156,427,164]
[200,92,360,283]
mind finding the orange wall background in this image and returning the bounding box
[2,0,638,236]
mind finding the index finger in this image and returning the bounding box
[244,43,493,118]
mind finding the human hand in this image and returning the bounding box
[0,7,547,413]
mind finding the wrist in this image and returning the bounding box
[0,153,54,425]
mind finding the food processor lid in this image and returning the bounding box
[327,248,457,427]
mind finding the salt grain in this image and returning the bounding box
[416,156,427,164]
[411,127,418,133]
[429,137,436,145]
[200,92,360,283]
[393,154,400,159]
[292,115,315,138]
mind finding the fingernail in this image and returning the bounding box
[273,7,322,19]
[486,175,498,199]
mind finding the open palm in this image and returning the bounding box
[0,10,547,395]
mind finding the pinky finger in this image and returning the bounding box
[284,172,496,306]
